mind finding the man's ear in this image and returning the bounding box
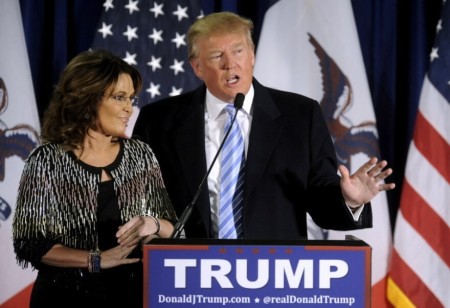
[190,58,203,80]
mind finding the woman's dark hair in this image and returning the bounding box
[41,49,142,149]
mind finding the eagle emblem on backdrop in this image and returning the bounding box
[0,77,40,225]
[308,33,380,170]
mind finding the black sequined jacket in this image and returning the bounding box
[13,138,177,269]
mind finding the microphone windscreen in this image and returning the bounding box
[234,93,245,110]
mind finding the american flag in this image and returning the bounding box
[91,0,203,108]
[387,1,450,307]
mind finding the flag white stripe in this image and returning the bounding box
[419,76,450,143]
[394,211,450,306]
[406,141,450,226]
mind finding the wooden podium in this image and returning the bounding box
[143,237,371,307]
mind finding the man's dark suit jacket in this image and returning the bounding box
[133,78,372,240]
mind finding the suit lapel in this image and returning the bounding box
[174,91,206,189]
[172,86,212,233]
[246,80,284,196]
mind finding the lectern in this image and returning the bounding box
[143,237,371,307]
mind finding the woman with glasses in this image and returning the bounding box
[13,49,177,307]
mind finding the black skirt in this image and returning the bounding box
[30,262,143,308]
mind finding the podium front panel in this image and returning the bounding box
[143,239,371,307]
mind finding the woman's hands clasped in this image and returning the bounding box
[98,216,160,270]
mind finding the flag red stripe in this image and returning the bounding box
[390,250,443,307]
[413,111,450,183]
[400,181,450,267]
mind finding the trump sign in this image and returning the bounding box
[144,238,371,307]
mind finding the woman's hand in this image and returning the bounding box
[116,216,159,247]
[100,244,140,269]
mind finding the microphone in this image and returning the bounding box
[170,93,245,238]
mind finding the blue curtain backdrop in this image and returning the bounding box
[18,0,443,230]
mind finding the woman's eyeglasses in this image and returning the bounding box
[104,94,138,107]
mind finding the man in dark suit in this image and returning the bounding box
[133,12,395,240]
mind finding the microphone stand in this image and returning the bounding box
[170,93,245,238]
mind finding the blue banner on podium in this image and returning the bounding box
[144,238,371,307]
